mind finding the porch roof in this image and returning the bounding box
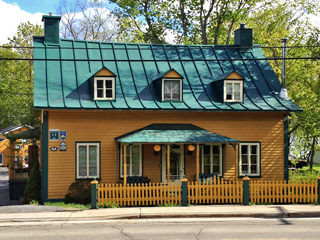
[115,124,241,144]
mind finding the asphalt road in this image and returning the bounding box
[0,217,319,240]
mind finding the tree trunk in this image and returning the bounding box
[309,136,316,170]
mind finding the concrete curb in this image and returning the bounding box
[1,205,320,223]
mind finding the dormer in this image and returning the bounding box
[86,67,117,101]
[152,69,183,101]
[211,71,244,103]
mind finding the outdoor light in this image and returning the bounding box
[188,145,195,151]
[154,145,161,152]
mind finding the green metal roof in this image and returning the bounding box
[33,36,302,112]
[115,124,241,143]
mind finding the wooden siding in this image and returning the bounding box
[95,68,115,76]
[226,72,243,79]
[46,110,285,199]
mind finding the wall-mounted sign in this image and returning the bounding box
[60,130,67,141]
[50,147,58,151]
[60,142,67,151]
[49,129,59,141]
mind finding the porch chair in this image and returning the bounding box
[194,173,216,184]
[126,176,151,186]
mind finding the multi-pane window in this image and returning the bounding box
[202,144,222,176]
[224,80,243,102]
[163,79,182,101]
[120,144,142,177]
[239,143,260,176]
[94,77,115,100]
[76,142,100,178]
[0,154,3,165]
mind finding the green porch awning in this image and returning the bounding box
[115,124,241,144]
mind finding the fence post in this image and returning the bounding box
[243,176,250,205]
[181,176,188,206]
[318,177,320,204]
[91,178,98,209]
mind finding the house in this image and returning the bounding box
[34,15,302,202]
[0,125,30,168]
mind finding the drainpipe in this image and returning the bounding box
[279,38,288,99]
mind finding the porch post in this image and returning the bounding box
[235,144,239,180]
[196,144,200,182]
[167,144,170,184]
[123,144,127,186]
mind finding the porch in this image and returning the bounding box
[115,123,242,186]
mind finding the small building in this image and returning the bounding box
[0,125,30,168]
[34,15,302,202]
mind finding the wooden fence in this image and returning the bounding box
[188,177,243,204]
[98,182,181,207]
[250,180,318,204]
[94,177,320,208]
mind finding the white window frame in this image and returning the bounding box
[0,154,3,165]
[120,144,142,177]
[76,142,100,179]
[239,143,260,177]
[162,79,182,101]
[224,80,243,102]
[201,144,222,176]
[94,76,115,100]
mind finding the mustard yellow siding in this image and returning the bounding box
[95,68,115,76]
[46,110,284,199]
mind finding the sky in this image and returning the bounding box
[0,0,60,44]
[0,0,319,45]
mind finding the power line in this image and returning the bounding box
[0,57,319,61]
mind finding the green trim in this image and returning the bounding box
[238,142,261,178]
[41,111,49,203]
[34,107,303,113]
[243,178,250,205]
[75,141,101,180]
[284,115,289,181]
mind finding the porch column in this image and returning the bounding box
[196,144,199,182]
[167,144,170,184]
[235,144,238,180]
[123,144,127,186]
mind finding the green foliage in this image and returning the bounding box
[23,159,41,204]
[30,200,39,206]
[98,201,120,208]
[0,22,42,128]
[64,181,91,205]
[44,202,90,209]
[289,168,320,183]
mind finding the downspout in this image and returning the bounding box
[279,38,288,99]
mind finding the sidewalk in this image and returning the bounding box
[1,204,320,223]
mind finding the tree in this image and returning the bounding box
[110,0,265,45]
[0,22,43,128]
[55,0,120,42]
[245,0,320,168]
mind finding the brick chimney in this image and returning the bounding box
[42,13,61,45]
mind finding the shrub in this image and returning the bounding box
[23,159,41,204]
[64,181,91,205]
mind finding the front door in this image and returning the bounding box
[161,144,184,183]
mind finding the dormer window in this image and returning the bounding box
[162,79,182,101]
[94,77,115,100]
[224,80,243,102]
